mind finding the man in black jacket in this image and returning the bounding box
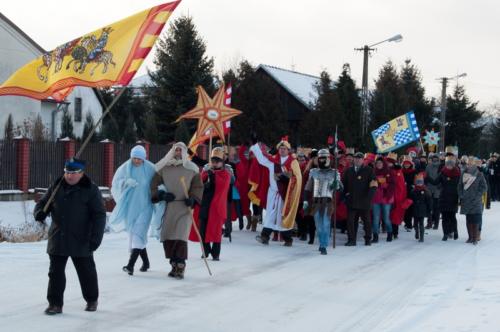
[34,158,106,315]
[342,152,378,246]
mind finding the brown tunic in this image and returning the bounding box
[151,163,203,242]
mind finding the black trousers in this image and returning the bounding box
[261,227,293,242]
[47,254,98,307]
[297,214,316,240]
[347,209,371,243]
[414,217,425,241]
[200,217,222,259]
[441,211,457,236]
[429,197,440,227]
[404,206,414,228]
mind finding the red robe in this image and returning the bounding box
[189,168,231,243]
[235,145,251,216]
[390,168,408,225]
[248,154,269,209]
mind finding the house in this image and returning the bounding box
[0,12,103,140]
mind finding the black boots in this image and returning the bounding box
[123,249,141,275]
[139,248,150,272]
[85,301,98,312]
[44,304,63,315]
[387,232,393,242]
[466,223,473,243]
[372,233,379,243]
[419,227,424,242]
[319,247,327,255]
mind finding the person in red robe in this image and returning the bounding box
[247,147,269,231]
[234,145,251,229]
[189,147,232,261]
[386,153,410,239]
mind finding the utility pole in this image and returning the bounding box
[355,34,402,143]
[436,73,466,153]
[355,45,375,138]
[438,77,448,153]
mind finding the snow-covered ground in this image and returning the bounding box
[1,203,500,332]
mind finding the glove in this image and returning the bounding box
[34,210,48,222]
[184,197,195,207]
[158,191,176,203]
[125,178,138,188]
[303,201,309,211]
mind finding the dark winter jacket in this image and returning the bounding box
[409,186,432,218]
[342,165,377,210]
[34,175,106,257]
[402,167,416,196]
[425,162,442,198]
[432,166,461,213]
[458,167,488,215]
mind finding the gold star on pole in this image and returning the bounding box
[176,84,242,142]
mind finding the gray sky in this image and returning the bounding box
[2,0,499,110]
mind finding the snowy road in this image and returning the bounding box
[1,205,500,332]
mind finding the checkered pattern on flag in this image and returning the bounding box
[371,111,420,153]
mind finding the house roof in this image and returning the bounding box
[256,64,320,110]
[0,12,105,108]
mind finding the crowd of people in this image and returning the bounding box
[33,137,494,315]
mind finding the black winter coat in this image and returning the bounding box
[410,187,432,218]
[434,167,460,212]
[34,175,106,257]
[342,165,377,210]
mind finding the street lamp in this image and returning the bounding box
[436,73,467,152]
[355,34,403,139]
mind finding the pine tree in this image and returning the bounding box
[60,109,75,139]
[223,60,287,145]
[32,114,47,141]
[400,59,434,129]
[3,113,14,140]
[335,64,362,147]
[445,85,484,155]
[147,16,215,144]
[369,60,407,132]
[143,111,159,144]
[100,88,144,142]
[82,112,96,142]
[300,71,341,147]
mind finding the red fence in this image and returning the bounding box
[0,139,209,191]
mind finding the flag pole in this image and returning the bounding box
[332,125,338,249]
[43,87,127,213]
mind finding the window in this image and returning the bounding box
[74,97,82,122]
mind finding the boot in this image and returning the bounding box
[272,232,279,242]
[419,227,424,242]
[256,233,270,245]
[251,216,258,232]
[345,241,356,246]
[168,261,177,278]
[471,224,479,245]
[85,301,98,312]
[454,231,459,240]
[372,233,379,243]
[442,235,448,241]
[466,222,472,243]
[175,262,185,279]
[239,217,244,231]
[246,216,252,230]
[319,247,327,255]
[425,221,432,229]
[139,248,150,272]
[387,232,393,242]
[44,304,63,315]
[123,249,141,275]
[414,223,419,239]
[477,230,481,242]
[365,238,371,246]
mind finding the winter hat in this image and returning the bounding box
[130,145,147,161]
[64,158,86,173]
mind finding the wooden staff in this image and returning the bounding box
[42,87,127,213]
[180,176,212,276]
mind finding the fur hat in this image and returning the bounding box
[211,147,225,160]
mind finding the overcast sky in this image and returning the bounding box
[2,0,499,110]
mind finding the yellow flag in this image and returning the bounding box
[0,1,181,100]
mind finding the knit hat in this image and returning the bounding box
[130,145,147,161]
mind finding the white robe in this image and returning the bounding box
[250,144,292,231]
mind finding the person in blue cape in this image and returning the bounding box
[109,145,157,275]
